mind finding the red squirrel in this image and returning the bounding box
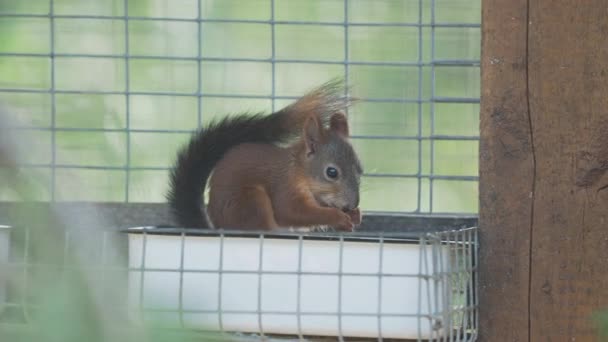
[167,80,363,231]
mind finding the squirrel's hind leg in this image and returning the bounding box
[218,185,279,230]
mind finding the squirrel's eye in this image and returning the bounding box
[325,166,339,179]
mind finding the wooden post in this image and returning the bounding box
[480,1,608,341]
[479,0,533,341]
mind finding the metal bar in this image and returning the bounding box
[49,0,56,200]
[9,163,480,180]
[433,97,479,104]
[344,0,350,118]
[61,229,70,286]
[178,231,186,328]
[256,233,265,337]
[2,262,476,276]
[0,300,434,318]
[134,308,429,318]
[446,231,454,342]
[416,0,424,214]
[217,232,224,331]
[0,13,480,28]
[417,230,423,342]
[270,0,276,112]
[123,0,131,202]
[0,126,482,141]
[337,234,344,342]
[2,258,476,278]
[138,229,148,319]
[430,0,437,214]
[196,0,203,128]
[296,235,304,341]
[473,228,479,340]
[422,234,434,341]
[431,233,440,341]
[461,228,469,336]
[0,52,479,68]
[100,231,108,284]
[0,87,478,104]
[21,228,31,322]
[376,233,384,342]
[97,231,114,320]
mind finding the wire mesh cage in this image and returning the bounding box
[0,224,478,341]
[0,0,480,214]
[0,0,480,341]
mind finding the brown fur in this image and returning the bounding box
[168,80,362,230]
[208,117,356,231]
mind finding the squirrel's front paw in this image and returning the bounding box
[334,210,354,232]
[345,208,361,226]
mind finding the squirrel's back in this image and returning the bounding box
[167,80,352,229]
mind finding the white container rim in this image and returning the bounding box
[121,226,477,246]
[120,226,432,244]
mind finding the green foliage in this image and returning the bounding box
[0,128,226,342]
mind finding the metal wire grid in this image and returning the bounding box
[0,226,478,341]
[0,1,480,214]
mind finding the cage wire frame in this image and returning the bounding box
[0,0,480,214]
[0,1,480,340]
[0,225,478,341]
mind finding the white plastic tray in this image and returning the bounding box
[126,228,453,339]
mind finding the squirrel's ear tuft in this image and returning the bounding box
[303,115,321,157]
[330,112,349,137]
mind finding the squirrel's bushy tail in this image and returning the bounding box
[167,79,352,228]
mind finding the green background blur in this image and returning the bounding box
[0,0,480,214]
